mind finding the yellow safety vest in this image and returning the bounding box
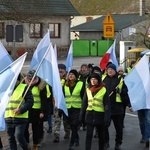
[46,84,51,98]
[86,87,106,112]
[32,86,41,109]
[127,67,132,73]
[102,74,123,103]
[5,83,28,118]
[65,81,83,109]
[61,79,65,86]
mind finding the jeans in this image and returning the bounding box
[137,109,150,141]
[6,123,28,150]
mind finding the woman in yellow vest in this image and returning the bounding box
[5,74,33,150]
[63,69,85,150]
[79,73,110,150]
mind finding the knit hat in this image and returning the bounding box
[89,73,101,83]
[117,66,124,72]
[27,70,36,80]
[107,63,117,72]
[69,69,79,78]
[58,64,66,70]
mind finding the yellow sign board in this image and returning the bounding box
[103,13,114,38]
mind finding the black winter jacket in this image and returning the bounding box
[103,73,131,115]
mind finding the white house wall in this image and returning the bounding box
[0,16,71,54]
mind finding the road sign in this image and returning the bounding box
[103,13,114,38]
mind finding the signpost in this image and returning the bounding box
[103,13,114,38]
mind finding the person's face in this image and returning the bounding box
[118,70,124,75]
[90,78,98,86]
[59,68,66,77]
[68,73,76,81]
[81,66,88,74]
[107,68,116,77]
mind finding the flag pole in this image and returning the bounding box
[14,44,51,115]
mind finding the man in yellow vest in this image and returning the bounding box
[125,60,136,74]
[102,63,132,150]
[5,74,33,150]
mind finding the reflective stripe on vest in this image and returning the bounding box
[102,74,123,103]
[5,83,28,118]
[116,78,123,102]
[86,87,106,112]
[32,86,41,109]
[46,84,51,98]
[65,81,83,109]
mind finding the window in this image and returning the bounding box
[30,23,42,38]
[49,23,60,38]
[0,22,4,38]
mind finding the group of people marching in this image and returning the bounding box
[2,60,150,150]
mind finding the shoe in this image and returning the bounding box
[53,136,59,143]
[114,143,121,150]
[104,142,109,150]
[37,143,42,147]
[68,143,74,150]
[75,138,79,146]
[140,138,145,143]
[64,133,70,139]
[47,127,52,133]
[145,141,149,148]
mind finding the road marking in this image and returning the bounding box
[126,113,137,117]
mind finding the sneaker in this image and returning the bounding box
[140,138,145,143]
[114,143,121,150]
[53,136,59,143]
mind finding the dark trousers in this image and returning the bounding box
[69,125,79,147]
[24,121,40,144]
[86,124,105,150]
[105,115,124,145]
[6,123,28,150]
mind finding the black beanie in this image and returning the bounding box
[89,73,101,83]
[107,63,116,72]
[69,69,79,78]
[58,64,66,70]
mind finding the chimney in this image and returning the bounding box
[139,0,145,16]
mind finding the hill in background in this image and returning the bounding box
[70,0,150,15]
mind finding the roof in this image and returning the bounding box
[0,0,80,16]
[71,14,147,32]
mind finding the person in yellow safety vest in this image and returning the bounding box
[53,63,71,143]
[5,74,33,150]
[102,63,132,150]
[79,73,111,150]
[78,64,91,131]
[125,60,136,74]
[63,69,85,150]
[23,70,47,150]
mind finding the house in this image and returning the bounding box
[0,0,79,59]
